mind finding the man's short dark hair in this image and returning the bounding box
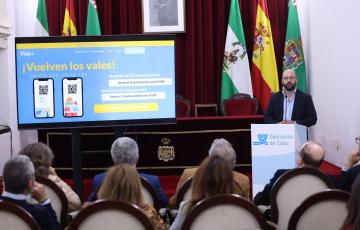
[3,155,35,194]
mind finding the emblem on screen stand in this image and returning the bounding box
[158,138,175,162]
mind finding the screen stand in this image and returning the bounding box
[71,128,83,201]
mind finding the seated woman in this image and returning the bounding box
[97,164,168,230]
[19,142,81,212]
[170,155,235,230]
[342,175,360,230]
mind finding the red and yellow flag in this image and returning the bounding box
[251,0,279,112]
[62,0,77,36]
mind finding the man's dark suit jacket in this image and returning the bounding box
[253,169,337,206]
[88,172,169,208]
[264,90,317,127]
[0,196,61,230]
[337,165,360,192]
[253,169,288,206]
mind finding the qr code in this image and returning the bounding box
[68,84,77,94]
[39,85,48,95]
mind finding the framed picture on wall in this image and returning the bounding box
[142,0,186,33]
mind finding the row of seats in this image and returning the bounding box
[0,175,161,229]
[176,93,259,117]
[0,167,351,229]
[171,167,350,230]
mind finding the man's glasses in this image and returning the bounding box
[282,76,296,81]
[356,136,360,144]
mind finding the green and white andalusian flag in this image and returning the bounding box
[221,0,252,108]
[35,0,49,36]
[86,0,101,35]
[283,0,307,93]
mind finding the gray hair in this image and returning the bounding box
[3,155,35,194]
[111,137,139,165]
[208,138,236,169]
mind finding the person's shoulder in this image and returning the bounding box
[347,164,360,174]
[183,167,198,176]
[140,172,159,182]
[232,171,249,183]
[274,169,289,177]
[94,172,106,180]
[295,90,309,98]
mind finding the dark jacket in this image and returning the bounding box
[264,90,317,127]
[0,196,61,230]
[88,171,169,208]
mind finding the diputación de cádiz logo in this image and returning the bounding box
[253,134,269,145]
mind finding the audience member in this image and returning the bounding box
[169,155,235,230]
[341,175,360,230]
[337,149,360,192]
[19,142,81,211]
[98,164,168,230]
[0,155,61,230]
[168,138,249,208]
[254,141,329,206]
[88,136,168,208]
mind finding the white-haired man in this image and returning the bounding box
[88,136,168,208]
[168,138,250,208]
[1,155,60,230]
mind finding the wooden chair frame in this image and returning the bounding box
[270,167,335,224]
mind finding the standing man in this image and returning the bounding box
[264,69,317,127]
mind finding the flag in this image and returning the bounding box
[86,0,101,35]
[251,0,279,112]
[62,0,77,36]
[221,0,253,109]
[35,0,49,36]
[283,0,307,93]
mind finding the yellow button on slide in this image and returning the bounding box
[94,102,158,113]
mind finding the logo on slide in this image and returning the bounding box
[253,134,268,145]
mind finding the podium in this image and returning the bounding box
[251,124,307,198]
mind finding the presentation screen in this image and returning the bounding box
[15,35,176,129]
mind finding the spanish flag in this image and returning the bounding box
[251,0,279,112]
[62,0,77,36]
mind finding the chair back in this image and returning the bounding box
[0,200,40,230]
[67,200,155,230]
[182,194,266,230]
[288,189,350,230]
[176,94,191,117]
[223,93,258,116]
[35,176,68,227]
[270,167,334,230]
[176,177,193,208]
[140,177,161,211]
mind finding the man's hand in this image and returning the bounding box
[346,150,360,169]
[31,182,47,203]
[279,121,287,124]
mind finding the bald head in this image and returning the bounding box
[298,141,325,168]
[282,69,297,91]
[282,69,297,78]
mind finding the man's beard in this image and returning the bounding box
[284,82,296,91]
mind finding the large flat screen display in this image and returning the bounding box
[15,35,176,129]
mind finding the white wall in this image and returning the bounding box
[0,0,38,174]
[299,0,360,166]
